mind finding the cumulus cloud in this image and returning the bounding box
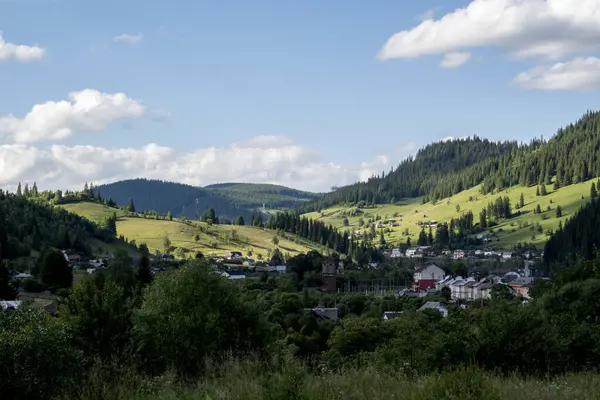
[0,31,45,62]
[440,52,471,68]
[0,89,145,143]
[113,33,143,44]
[514,57,600,90]
[0,136,403,193]
[378,0,600,61]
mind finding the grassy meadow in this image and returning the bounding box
[67,360,600,400]
[59,202,323,259]
[302,179,596,249]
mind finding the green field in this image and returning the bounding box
[303,179,596,249]
[59,202,126,223]
[59,202,322,259]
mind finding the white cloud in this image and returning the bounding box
[0,136,405,193]
[113,33,143,44]
[0,89,145,143]
[440,52,471,68]
[0,31,45,62]
[514,56,600,90]
[378,0,600,61]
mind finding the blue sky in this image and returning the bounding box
[1,0,599,192]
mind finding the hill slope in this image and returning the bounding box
[303,111,600,213]
[95,179,320,222]
[60,202,323,259]
[303,179,596,250]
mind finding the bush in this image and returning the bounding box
[0,308,84,399]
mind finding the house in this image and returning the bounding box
[406,246,430,257]
[0,301,21,310]
[502,252,514,260]
[382,311,403,321]
[391,248,403,258]
[508,277,536,299]
[414,264,445,290]
[453,250,466,259]
[68,254,82,263]
[227,251,243,260]
[86,268,97,275]
[303,308,339,320]
[88,259,104,268]
[418,301,448,317]
[14,272,33,279]
[221,270,246,280]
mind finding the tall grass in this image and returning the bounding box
[61,356,600,400]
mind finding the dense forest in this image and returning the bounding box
[303,111,600,211]
[544,196,600,266]
[95,179,319,222]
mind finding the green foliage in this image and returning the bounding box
[62,272,134,360]
[132,260,268,376]
[40,248,73,289]
[0,308,83,399]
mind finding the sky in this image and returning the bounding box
[1,0,600,193]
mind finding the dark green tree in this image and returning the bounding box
[136,255,153,288]
[234,215,245,226]
[127,198,136,213]
[591,182,598,199]
[40,248,73,288]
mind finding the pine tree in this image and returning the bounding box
[556,205,562,218]
[127,198,136,213]
[137,255,153,288]
[591,182,598,199]
[536,204,542,214]
[540,184,547,196]
[536,186,540,196]
[379,230,386,246]
[519,193,525,208]
[16,182,22,196]
[235,215,245,226]
[0,261,16,300]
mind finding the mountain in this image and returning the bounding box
[303,110,600,212]
[94,179,320,222]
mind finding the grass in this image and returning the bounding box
[303,179,596,249]
[59,202,126,223]
[59,202,323,259]
[67,359,600,400]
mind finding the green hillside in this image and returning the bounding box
[95,178,320,222]
[303,111,600,214]
[303,179,596,250]
[59,201,323,259]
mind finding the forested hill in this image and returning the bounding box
[95,179,320,222]
[0,190,114,259]
[205,182,321,208]
[544,195,600,266]
[302,110,600,212]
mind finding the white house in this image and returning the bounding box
[391,248,403,258]
[414,264,446,290]
[221,271,246,280]
[453,250,466,259]
[502,252,514,260]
